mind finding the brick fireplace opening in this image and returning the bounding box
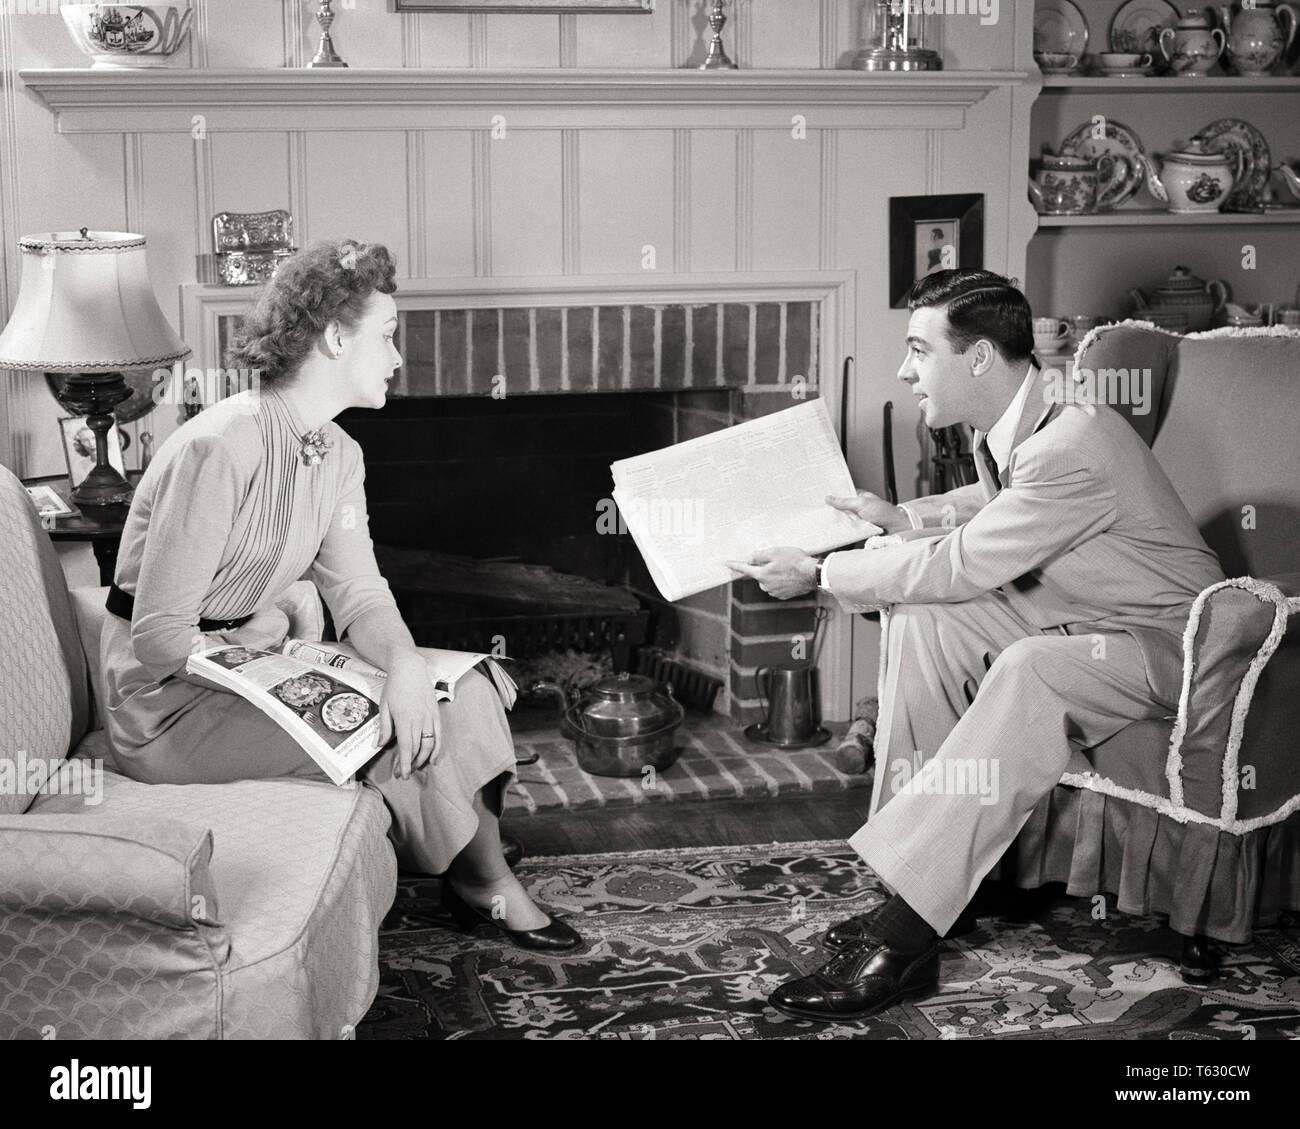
[211,280,848,724]
[335,296,824,725]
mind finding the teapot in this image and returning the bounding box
[544,672,684,777]
[1140,142,1237,213]
[1220,1,1297,73]
[1130,266,1229,331]
[1028,150,1099,216]
[1276,160,1300,200]
[1159,9,1226,74]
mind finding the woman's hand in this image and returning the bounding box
[379,651,440,780]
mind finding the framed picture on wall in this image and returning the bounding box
[394,1,653,11]
[888,194,985,308]
[59,416,126,492]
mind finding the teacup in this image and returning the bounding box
[1033,317,1071,337]
[1035,51,1080,71]
[1097,51,1152,70]
[1065,315,1101,338]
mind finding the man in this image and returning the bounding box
[729,269,1223,1022]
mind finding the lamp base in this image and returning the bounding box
[49,371,135,508]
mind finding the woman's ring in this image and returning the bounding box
[420,732,436,740]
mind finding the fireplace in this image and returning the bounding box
[198,273,854,724]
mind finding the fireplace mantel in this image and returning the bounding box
[20,67,1029,134]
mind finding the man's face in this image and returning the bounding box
[897,305,976,429]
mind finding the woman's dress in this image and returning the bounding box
[100,386,515,873]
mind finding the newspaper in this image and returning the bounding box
[609,398,880,602]
[186,640,517,786]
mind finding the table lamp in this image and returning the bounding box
[0,229,190,507]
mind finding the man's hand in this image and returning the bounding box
[726,548,819,600]
[826,491,912,534]
[379,651,441,780]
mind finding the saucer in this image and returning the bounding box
[1093,65,1157,77]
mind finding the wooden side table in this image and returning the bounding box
[23,472,143,587]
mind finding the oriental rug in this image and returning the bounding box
[359,839,1300,1041]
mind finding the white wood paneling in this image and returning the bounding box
[687,130,738,273]
[420,131,477,276]
[750,129,821,270]
[578,130,675,275]
[303,130,408,256]
[489,130,564,277]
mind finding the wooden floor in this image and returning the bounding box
[502,786,874,856]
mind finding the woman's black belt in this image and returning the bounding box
[105,584,255,633]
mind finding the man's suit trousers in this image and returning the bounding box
[848,590,1175,934]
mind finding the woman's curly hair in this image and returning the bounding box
[224,239,398,384]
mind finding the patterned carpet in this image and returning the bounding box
[358,840,1300,1040]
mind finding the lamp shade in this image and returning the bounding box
[0,230,190,373]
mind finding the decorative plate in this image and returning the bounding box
[321,691,373,733]
[1110,0,1180,55]
[1060,118,1147,210]
[1034,0,1089,55]
[1192,118,1272,212]
[275,673,333,710]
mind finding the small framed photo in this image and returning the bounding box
[59,416,126,491]
[25,484,78,522]
[889,194,985,308]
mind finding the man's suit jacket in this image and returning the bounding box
[823,375,1225,705]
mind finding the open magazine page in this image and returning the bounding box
[610,398,881,602]
[186,646,384,786]
[280,639,519,710]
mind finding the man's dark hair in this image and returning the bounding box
[906,268,1034,363]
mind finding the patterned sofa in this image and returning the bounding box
[0,464,397,1039]
[991,324,1300,948]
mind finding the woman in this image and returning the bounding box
[100,239,580,951]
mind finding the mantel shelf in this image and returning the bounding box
[19,67,1029,133]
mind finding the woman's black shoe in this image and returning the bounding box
[441,879,584,952]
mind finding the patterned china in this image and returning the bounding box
[1035,0,1090,56]
[1059,118,1147,210]
[1158,9,1226,74]
[1110,0,1181,56]
[1220,1,1297,73]
[1140,142,1236,213]
[1035,50,1081,72]
[61,3,192,68]
[1134,266,1229,331]
[1193,118,1271,212]
[1028,153,1100,215]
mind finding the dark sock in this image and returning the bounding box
[871,894,938,952]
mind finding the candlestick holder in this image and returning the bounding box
[699,0,739,70]
[308,0,348,68]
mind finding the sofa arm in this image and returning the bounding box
[0,815,223,930]
[1166,575,1300,826]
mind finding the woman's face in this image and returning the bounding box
[340,291,402,410]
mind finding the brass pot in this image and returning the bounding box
[561,673,684,778]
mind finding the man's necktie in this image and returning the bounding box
[978,439,1002,493]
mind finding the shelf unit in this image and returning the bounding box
[1025,42,1300,323]
[1037,208,1300,228]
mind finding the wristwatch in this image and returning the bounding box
[816,555,831,592]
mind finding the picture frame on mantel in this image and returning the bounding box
[394,1,653,11]
[888,194,985,308]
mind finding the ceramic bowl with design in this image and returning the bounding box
[62,4,193,68]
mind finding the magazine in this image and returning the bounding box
[185,640,517,786]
